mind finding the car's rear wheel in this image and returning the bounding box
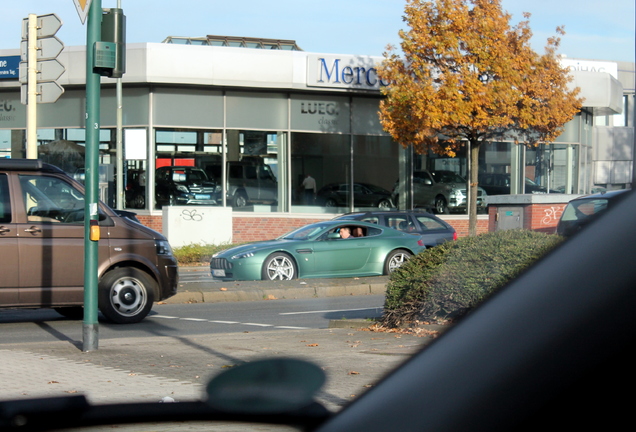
[98,268,155,324]
[262,253,297,280]
[384,249,413,274]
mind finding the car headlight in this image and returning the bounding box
[156,240,174,256]
[450,189,465,199]
[231,251,256,260]
[176,185,189,193]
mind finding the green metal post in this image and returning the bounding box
[83,0,102,352]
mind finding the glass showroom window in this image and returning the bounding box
[291,132,350,211]
[222,130,281,210]
[154,128,222,209]
[36,128,116,207]
[352,135,399,210]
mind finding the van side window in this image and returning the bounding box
[0,174,10,223]
[19,175,86,223]
[245,165,257,180]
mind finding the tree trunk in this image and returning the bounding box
[468,140,481,236]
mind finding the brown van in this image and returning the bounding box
[0,159,178,323]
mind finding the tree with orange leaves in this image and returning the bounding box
[378,0,583,236]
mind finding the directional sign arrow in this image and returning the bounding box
[19,59,65,83]
[36,81,65,104]
[20,36,65,62]
[21,13,63,40]
[21,81,65,104]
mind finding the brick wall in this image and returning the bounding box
[488,196,571,234]
[134,213,489,242]
[524,203,567,234]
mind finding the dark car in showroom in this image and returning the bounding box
[155,166,217,208]
[334,210,457,247]
[316,183,394,209]
[478,172,548,195]
[556,189,630,237]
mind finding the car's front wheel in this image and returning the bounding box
[434,196,449,214]
[378,199,392,209]
[233,191,248,208]
[98,268,155,324]
[325,198,337,207]
[262,253,297,280]
[384,249,413,274]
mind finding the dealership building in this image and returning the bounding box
[0,36,633,238]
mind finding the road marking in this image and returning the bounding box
[279,307,381,315]
[151,316,309,329]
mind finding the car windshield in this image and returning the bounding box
[561,198,610,222]
[431,171,465,183]
[278,222,330,240]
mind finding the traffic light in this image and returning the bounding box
[95,8,125,78]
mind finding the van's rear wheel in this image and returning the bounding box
[98,268,155,324]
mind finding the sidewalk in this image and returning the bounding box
[0,269,443,427]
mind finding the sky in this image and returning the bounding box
[0,0,634,62]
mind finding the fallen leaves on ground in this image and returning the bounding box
[362,322,444,338]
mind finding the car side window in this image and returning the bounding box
[19,175,86,224]
[361,217,380,224]
[366,227,382,237]
[0,174,10,223]
[416,215,446,230]
[387,216,411,231]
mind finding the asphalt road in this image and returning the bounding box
[0,295,386,345]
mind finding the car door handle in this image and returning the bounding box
[0,226,10,234]
[24,226,42,234]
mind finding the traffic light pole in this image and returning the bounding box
[83,0,102,352]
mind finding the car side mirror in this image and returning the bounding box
[327,232,341,239]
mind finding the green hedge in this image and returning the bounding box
[382,230,563,327]
[173,243,236,265]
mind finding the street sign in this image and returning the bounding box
[20,36,65,62]
[19,59,65,83]
[21,81,65,105]
[0,55,20,80]
[21,13,63,39]
[20,13,65,105]
[73,0,93,25]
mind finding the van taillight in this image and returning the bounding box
[453,232,458,241]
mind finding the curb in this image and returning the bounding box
[162,281,388,304]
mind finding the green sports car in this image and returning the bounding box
[209,220,427,281]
